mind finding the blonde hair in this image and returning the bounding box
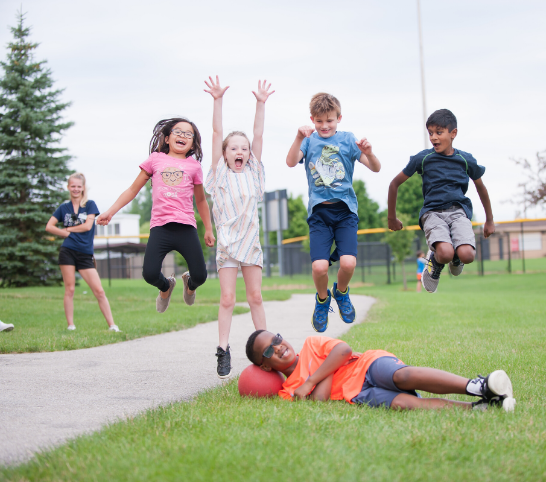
[67,172,88,207]
[222,131,251,158]
[309,92,341,117]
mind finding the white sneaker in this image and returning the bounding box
[108,325,121,332]
[0,321,14,332]
[67,325,76,331]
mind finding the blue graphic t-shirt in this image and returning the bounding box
[299,131,362,218]
[402,148,485,228]
[52,200,100,255]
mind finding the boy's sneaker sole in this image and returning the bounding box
[487,370,513,399]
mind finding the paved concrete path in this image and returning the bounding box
[0,294,375,465]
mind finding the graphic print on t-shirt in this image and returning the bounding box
[63,212,87,227]
[309,145,345,188]
[158,164,189,199]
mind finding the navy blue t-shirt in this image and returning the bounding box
[52,200,100,255]
[403,148,485,228]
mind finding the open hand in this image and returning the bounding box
[356,138,373,156]
[96,212,112,226]
[204,75,229,99]
[252,79,275,103]
[388,217,404,231]
[483,220,495,238]
[204,230,216,247]
[298,126,315,139]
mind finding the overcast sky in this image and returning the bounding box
[1,0,545,222]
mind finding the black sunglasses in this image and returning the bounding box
[263,333,283,359]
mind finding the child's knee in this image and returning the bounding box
[246,288,263,307]
[392,367,411,387]
[189,269,207,289]
[433,242,454,264]
[339,255,356,272]
[312,260,329,277]
[64,285,75,297]
[220,291,236,309]
[456,245,475,264]
[142,267,159,286]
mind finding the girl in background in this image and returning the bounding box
[204,76,274,378]
[97,118,214,312]
[46,173,120,331]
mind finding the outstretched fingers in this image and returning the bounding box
[204,75,229,98]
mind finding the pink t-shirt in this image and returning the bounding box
[139,152,203,229]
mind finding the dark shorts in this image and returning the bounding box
[307,202,358,264]
[58,246,95,271]
[351,356,421,408]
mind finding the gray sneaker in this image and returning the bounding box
[421,250,445,293]
[156,274,176,313]
[181,271,196,306]
[449,253,465,276]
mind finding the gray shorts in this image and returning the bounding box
[421,205,476,251]
[351,356,421,408]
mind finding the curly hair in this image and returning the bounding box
[309,92,341,118]
[149,117,203,161]
[245,329,266,365]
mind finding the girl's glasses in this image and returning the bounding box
[171,129,194,139]
[263,334,283,359]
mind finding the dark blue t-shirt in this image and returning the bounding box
[52,200,100,255]
[402,148,485,228]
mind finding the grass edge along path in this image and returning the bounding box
[2,272,546,481]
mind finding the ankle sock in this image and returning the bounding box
[337,286,348,295]
[317,295,328,303]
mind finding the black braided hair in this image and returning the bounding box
[149,117,203,161]
[245,330,266,365]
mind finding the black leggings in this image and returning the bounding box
[142,223,207,292]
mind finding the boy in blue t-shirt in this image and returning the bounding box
[286,93,381,332]
[388,109,495,293]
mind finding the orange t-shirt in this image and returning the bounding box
[278,337,396,403]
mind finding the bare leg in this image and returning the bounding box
[391,393,472,410]
[393,367,469,394]
[336,255,356,292]
[79,269,115,327]
[241,265,266,331]
[312,260,329,299]
[456,244,476,264]
[60,265,76,328]
[416,278,422,292]
[433,242,455,264]
[218,267,238,350]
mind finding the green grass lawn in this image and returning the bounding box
[0,276,297,354]
[2,272,546,481]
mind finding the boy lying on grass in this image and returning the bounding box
[245,330,516,411]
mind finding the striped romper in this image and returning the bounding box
[205,157,265,270]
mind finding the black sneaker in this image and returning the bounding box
[466,370,513,400]
[472,397,504,411]
[449,253,464,276]
[421,250,445,293]
[216,345,232,379]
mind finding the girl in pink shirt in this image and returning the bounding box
[97,118,215,312]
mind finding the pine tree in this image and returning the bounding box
[0,13,74,287]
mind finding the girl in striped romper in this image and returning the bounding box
[204,76,274,378]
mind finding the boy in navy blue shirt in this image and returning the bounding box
[286,93,381,332]
[388,109,495,293]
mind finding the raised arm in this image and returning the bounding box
[204,76,229,173]
[387,171,410,231]
[286,126,314,167]
[356,138,381,172]
[473,177,495,237]
[251,80,275,162]
[96,170,150,226]
[293,342,353,400]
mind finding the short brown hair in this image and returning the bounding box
[222,131,251,157]
[310,92,341,117]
